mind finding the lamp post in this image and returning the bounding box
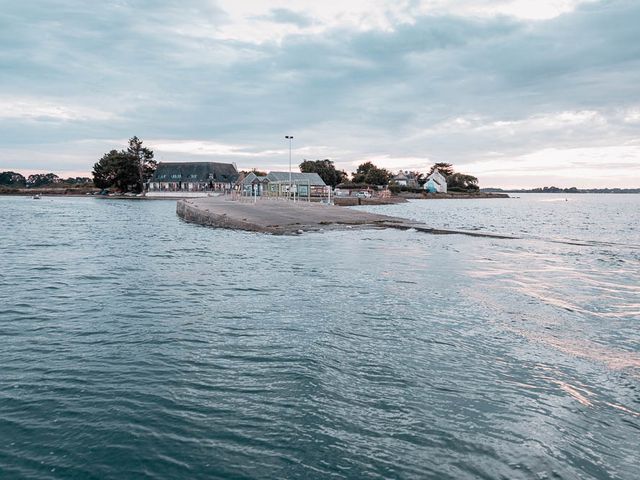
[285,135,293,200]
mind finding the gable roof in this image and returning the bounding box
[427,170,447,185]
[241,172,257,185]
[266,171,326,186]
[151,162,239,183]
[241,172,269,185]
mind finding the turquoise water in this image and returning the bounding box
[0,195,638,479]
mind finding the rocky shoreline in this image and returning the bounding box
[399,192,510,200]
[332,192,509,205]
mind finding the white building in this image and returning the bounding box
[425,170,448,193]
[147,162,239,197]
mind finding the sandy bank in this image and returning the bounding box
[177,197,517,239]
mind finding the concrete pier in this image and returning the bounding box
[177,196,517,239]
[177,197,406,234]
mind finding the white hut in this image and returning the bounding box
[424,170,448,193]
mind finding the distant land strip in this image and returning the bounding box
[482,187,640,194]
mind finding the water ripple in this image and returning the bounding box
[0,196,638,479]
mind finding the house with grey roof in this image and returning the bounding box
[240,172,269,196]
[265,171,327,198]
[392,170,409,186]
[391,170,420,188]
[148,162,239,196]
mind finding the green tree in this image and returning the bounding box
[0,171,26,187]
[447,173,479,191]
[63,177,92,184]
[240,169,267,177]
[92,137,156,192]
[299,159,346,187]
[126,136,157,192]
[26,173,59,188]
[93,150,139,191]
[428,163,454,177]
[351,162,391,186]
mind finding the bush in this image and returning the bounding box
[448,186,479,193]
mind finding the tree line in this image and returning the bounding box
[1,137,157,192]
[0,171,91,188]
[298,159,479,191]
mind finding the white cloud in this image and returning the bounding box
[351,155,433,172]
[209,0,597,43]
[215,0,399,42]
[0,97,116,122]
[480,110,606,132]
[422,0,598,20]
[624,108,640,123]
[150,140,354,172]
[464,145,640,187]
[152,140,280,157]
[416,110,606,137]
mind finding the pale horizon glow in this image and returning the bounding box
[1,0,639,188]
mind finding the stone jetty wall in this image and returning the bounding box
[177,199,279,233]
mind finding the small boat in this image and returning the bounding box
[33,194,41,200]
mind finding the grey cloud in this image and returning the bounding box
[255,8,313,27]
[1,0,639,186]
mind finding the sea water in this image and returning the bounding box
[0,194,638,479]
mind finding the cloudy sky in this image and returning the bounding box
[1,0,639,188]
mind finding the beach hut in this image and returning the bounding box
[424,170,448,193]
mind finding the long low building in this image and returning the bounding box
[148,162,239,194]
[265,171,327,197]
[238,171,328,198]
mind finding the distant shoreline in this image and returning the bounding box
[482,188,640,194]
[0,187,96,196]
[0,188,510,200]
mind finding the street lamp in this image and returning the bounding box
[285,135,293,200]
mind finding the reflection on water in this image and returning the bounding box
[355,193,640,246]
[0,195,638,480]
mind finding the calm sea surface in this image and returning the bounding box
[0,194,638,479]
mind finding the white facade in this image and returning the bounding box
[146,191,220,198]
[425,170,448,193]
[393,171,409,186]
